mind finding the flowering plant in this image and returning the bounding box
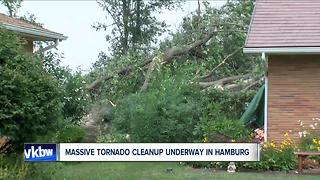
[243,132,297,171]
[254,128,264,143]
[299,118,320,152]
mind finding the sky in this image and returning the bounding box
[0,0,225,72]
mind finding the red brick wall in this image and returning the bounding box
[268,55,320,143]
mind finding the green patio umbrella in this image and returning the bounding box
[240,84,265,128]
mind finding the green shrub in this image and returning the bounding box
[300,133,320,153]
[187,117,251,170]
[56,125,86,143]
[0,153,62,179]
[201,89,255,120]
[42,51,90,123]
[194,118,251,143]
[186,139,297,171]
[60,71,90,122]
[299,120,320,152]
[298,120,320,161]
[243,139,297,171]
[0,29,63,146]
[112,78,202,142]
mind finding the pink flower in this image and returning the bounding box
[254,128,264,143]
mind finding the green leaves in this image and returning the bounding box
[243,144,297,171]
[0,0,22,17]
[112,77,202,143]
[94,0,180,56]
[55,125,86,143]
[195,118,251,143]
[0,29,63,146]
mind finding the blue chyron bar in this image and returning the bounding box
[24,144,57,162]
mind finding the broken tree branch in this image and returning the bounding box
[88,26,246,94]
[140,27,220,92]
[140,56,161,92]
[241,78,263,92]
[225,78,255,91]
[162,27,220,64]
[198,73,251,89]
[86,59,152,93]
[200,46,243,80]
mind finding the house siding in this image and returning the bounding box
[24,40,34,53]
[268,55,320,143]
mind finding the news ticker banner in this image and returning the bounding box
[24,143,260,162]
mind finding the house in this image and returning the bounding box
[244,0,320,143]
[0,13,67,53]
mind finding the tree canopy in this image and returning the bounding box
[1,0,22,17]
[93,0,180,56]
[88,0,262,102]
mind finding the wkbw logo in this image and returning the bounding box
[24,144,57,161]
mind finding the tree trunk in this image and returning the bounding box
[133,0,142,47]
[122,0,130,54]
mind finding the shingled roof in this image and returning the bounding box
[0,13,67,41]
[244,0,320,54]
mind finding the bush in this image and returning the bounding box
[60,71,90,122]
[0,153,62,179]
[298,119,320,162]
[0,29,63,146]
[299,119,320,152]
[190,128,297,171]
[112,78,202,142]
[194,118,251,143]
[42,51,90,123]
[300,132,320,158]
[201,88,255,120]
[0,154,28,180]
[193,89,252,143]
[56,125,86,143]
[186,135,297,171]
[243,138,297,171]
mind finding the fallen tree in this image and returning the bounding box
[140,27,222,92]
[87,27,259,97]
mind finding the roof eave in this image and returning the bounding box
[0,23,67,41]
[243,47,320,55]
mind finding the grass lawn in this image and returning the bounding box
[53,162,319,180]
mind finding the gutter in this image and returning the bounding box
[243,47,320,54]
[0,23,67,53]
[0,23,67,40]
